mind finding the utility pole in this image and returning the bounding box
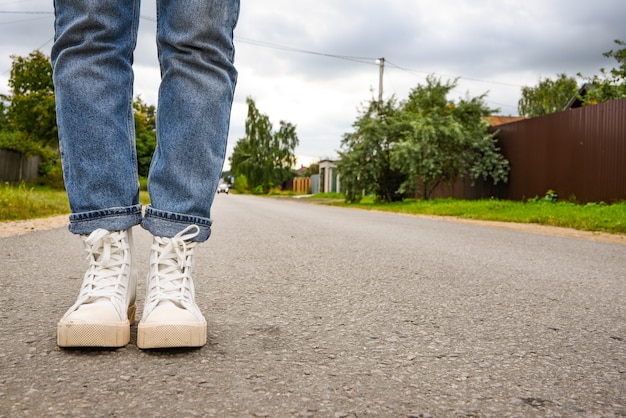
[377,57,385,103]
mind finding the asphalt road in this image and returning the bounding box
[1,194,624,417]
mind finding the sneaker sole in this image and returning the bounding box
[57,304,136,348]
[137,322,207,349]
[57,320,131,347]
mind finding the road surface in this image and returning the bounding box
[1,194,624,417]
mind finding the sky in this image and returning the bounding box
[1,0,625,168]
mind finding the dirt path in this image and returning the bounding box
[0,215,69,238]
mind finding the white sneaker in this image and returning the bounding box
[137,225,207,349]
[57,228,137,347]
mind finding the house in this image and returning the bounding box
[485,115,525,126]
[316,159,341,194]
[564,83,594,110]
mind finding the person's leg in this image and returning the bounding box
[52,0,141,347]
[142,0,239,242]
[137,0,239,349]
[52,0,142,233]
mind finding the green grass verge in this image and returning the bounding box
[0,183,152,222]
[2,184,624,236]
[316,195,626,235]
[0,183,70,221]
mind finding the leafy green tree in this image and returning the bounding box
[0,51,63,187]
[0,102,9,131]
[579,39,626,105]
[229,97,299,193]
[517,73,578,117]
[339,76,509,202]
[393,76,509,199]
[2,50,57,151]
[133,96,156,177]
[303,162,319,177]
[337,98,406,203]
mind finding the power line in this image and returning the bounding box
[385,60,523,88]
[0,10,523,100]
[233,37,522,97]
[140,15,379,65]
[234,37,378,65]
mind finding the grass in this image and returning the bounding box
[0,183,70,221]
[316,195,626,235]
[0,183,151,222]
[308,192,345,200]
[2,183,624,235]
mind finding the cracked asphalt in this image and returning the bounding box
[1,194,624,417]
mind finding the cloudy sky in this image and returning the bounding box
[1,0,625,168]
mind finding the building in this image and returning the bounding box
[317,159,341,194]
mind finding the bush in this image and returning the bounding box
[37,150,65,189]
[0,129,44,156]
[139,176,148,191]
[232,175,249,193]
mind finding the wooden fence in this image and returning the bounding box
[0,149,41,183]
[292,177,311,194]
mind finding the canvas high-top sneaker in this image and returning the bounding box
[137,225,207,349]
[57,228,137,347]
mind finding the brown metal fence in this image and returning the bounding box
[433,98,626,203]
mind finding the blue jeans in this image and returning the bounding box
[52,0,239,242]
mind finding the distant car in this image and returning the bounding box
[217,184,229,194]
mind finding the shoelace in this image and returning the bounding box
[72,229,130,308]
[146,225,200,311]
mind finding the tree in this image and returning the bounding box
[579,39,626,105]
[337,98,406,203]
[339,76,509,201]
[0,102,9,131]
[1,50,160,185]
[517,73,578,117]
[229,97,299,193]
[2,50,57,151]
[392,76,509,199]
[0,103,25,154]
[303,162,319,177]
[133,96,156,177]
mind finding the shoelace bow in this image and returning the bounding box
[78,229,130,302]
[147,225,200,308]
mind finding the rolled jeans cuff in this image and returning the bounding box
[142,205,212,242]
[68,204,143,235]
